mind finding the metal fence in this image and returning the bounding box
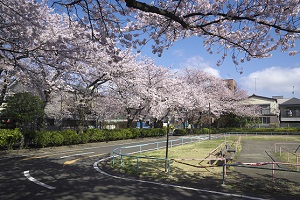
[112,135,216,176]
[222,162,300,185]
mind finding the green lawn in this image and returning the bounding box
[112,136,241,180]
[109,135,300,199]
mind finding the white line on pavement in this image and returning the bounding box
[23,170,56,190]
[93,157,267,200]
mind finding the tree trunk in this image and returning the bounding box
[127,118,134,128]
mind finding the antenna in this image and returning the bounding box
[292,86,295,97]
[254,78,258,94]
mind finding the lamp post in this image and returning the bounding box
[165,116,170,172]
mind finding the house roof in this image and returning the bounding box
[280,97,300,105]
[276,98,290,105]
[248,94,277,102]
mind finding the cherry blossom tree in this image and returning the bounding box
[0,0,135,124]
[108,56,171,127]
[174,68,219,128]
[51,0,299,66]
[0,0,266,131]
[0,0,87,104]
[174,68,256,128]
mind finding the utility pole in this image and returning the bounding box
[292,86,295,97]
[165,117,170,173]
[254,78,257,94]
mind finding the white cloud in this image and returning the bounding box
[240,66,300,98]
[179,56,221,77]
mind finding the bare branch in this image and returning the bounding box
[125,0,189,28]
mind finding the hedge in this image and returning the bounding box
[3,127,297,149]
[27,128,166,148]
[0,129,22,149]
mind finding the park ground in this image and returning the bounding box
[101,135,300,200]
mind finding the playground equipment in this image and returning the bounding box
[201,136,241,166]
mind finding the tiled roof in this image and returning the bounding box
[248,94,277,101]
[280,97,300,105]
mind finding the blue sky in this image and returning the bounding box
[141,37,300,99]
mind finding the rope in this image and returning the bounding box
[172,159,223,169]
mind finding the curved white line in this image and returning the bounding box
[93,157,267,200]
[24,170,56,190]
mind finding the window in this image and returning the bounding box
[284,108,300,117]
[259,105,270,115]
[260,117,270,124]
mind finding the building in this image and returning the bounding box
[224,79,237,92]
[246,94,280,127]
[278,97,300,127]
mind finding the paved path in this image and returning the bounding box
[0,136,254,200]
[227,139,300,200]
[1,136,298,200]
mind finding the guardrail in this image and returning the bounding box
[112,135,218,176]
[224,132,300,136]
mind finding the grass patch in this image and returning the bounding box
[112,137,240,180]
[107,135,300,199]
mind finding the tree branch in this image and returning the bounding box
[125,0,189,29]
[184,12,300,33]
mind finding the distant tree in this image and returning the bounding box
[3,92,45,133]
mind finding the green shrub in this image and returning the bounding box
[50,131,64,146]
[106,130,118,141]
[129,128,141,138]
[35,131,52,148]
[60,129,80,145]
[123,129,134,139]
[0,129,22,149]
[24,130,37,146]
[80,132,90,144]
[137,128,163,137]
[115,129,132,139]
[191,128,206,135]
[88,129,106,142]
[173,128,187,136]
[154,128,165,137]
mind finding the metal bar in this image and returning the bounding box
[297,155,299,172]
[136,157,139,176]
[222,164,226,186]
[168,159,170,177]
[272,163,275,181]
[120,155,123,167]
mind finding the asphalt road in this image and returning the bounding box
[0,136,263,200]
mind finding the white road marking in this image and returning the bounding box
[60,151,95,159]
[94,157,267,200]
[23,170,56,190]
